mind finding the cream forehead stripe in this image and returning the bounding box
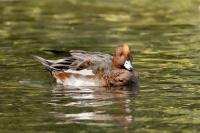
[64,69,95,76]
[123,44,129,54]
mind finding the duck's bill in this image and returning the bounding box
[124,60,133,71]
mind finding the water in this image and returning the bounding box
[0,0,200,132]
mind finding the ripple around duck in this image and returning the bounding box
[48,84,139,107]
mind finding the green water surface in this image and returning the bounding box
[0,0,200,133]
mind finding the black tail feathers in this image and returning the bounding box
[32,55,57,71]
[43,50,71,57]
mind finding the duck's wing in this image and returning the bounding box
[33,50,113,73]
[69,50,113,73]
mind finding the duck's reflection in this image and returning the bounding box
[49,83,139,131]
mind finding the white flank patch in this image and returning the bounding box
[124,60,133,71]
[64,69,94,76]
[56,79,63,84]
[63,76,98,86]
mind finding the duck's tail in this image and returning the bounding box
[32,55,56,71]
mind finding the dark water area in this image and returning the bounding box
[0,0,200,133]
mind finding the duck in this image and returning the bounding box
[33,44,138,86]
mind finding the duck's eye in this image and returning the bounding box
[119,79,123,82]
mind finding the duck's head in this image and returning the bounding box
[113,44,133,71]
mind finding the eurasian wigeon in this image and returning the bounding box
[33,44,138,86]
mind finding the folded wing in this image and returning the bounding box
[33,50,113,74]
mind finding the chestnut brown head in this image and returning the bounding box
[113,44,133,71]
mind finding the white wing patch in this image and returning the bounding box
[64,69,94,76]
